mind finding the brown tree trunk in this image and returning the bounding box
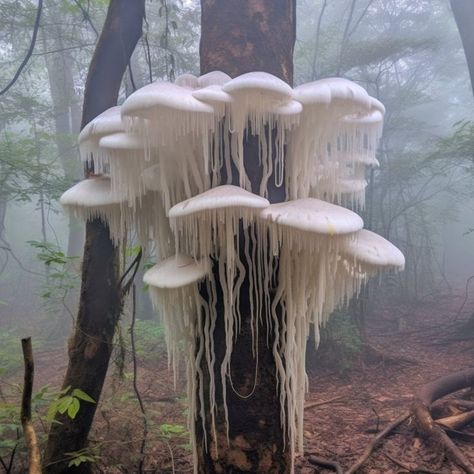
[198,1,296,472]
[44,1,145,472]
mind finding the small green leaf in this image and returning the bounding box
[72,389,95,404]
[57,396,73,414]
[67,398,80,419]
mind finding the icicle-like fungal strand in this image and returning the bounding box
[144,254,211,472]
[78,106,124,168]
[98,132,147,203]
[121,81,216,147]
[258,198,367,462]
[222,72,297,195]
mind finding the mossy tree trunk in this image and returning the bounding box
[198,1,296,472]
[44,1,145,472]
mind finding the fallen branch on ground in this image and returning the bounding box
[304,395,344,410]
[345,411,410,474]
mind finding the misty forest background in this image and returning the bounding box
[2,0,474,472]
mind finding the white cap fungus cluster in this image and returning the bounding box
[61,71,404,472]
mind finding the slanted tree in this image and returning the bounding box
[44,1,145,472]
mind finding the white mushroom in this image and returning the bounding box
[222,72,297,191]
[144,253,211,448]
[78,106,124,169]
[174,73,199,89]
[198,70,232,88]
[60,176,129,243]
[341,228,405,274]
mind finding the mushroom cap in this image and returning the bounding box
[198,71,232,88]
[260,198,363,235]
[342,109,383,125]
[192,85,233,104]
[60,176,121,208]
[295,78,371,111]
[222,71,293,101]
[174,73,199,89]
[168,185,270,218]
[78,106,124,144]
[342,229,405,270]
[99,132,145,151]
[293,81,332,106]
[370,97,386,115]
[143,254,209,289]
[271,99,303,116]
[121,81,215,118]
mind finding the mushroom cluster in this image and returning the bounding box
[61,71,403,471]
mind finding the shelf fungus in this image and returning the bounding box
[78,106,124,171]
[63,71,404,473]
[59,176,130,243]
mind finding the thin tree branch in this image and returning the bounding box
[20,338,42,474]
[0,0,44,96]
[130,285,148,473]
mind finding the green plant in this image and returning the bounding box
[27,240,80,315]
[64,448,100,468]
[47,387,95,423]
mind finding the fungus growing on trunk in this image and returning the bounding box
[61,71,404,473]
[78,106,124,170]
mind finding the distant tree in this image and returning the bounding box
[451,0,474,97]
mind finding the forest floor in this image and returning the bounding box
[2,291,474,473]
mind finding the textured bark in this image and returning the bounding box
[44,1,145,472]
[200,0,295,84]
[451,0,474,98]
[198,1,296,472]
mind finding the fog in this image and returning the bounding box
[1,0,474,472]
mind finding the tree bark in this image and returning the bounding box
[198,1,295,472]
[44,1,145,472]
[451,0,474,98]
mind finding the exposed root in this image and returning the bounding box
[306,454,343,473]
[412,368,474,474]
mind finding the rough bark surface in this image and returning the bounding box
[198,1,296,472]
[451,0,474,98]
[200,0,295,83]
[44,1,145,472]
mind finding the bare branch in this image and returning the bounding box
[0,0,44,96]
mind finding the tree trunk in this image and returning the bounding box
[451,0,474,98]
[198,1,296,472]
[44,1,145,472]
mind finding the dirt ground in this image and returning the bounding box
[3,291,474,473]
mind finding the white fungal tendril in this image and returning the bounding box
[60,72,404,474]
